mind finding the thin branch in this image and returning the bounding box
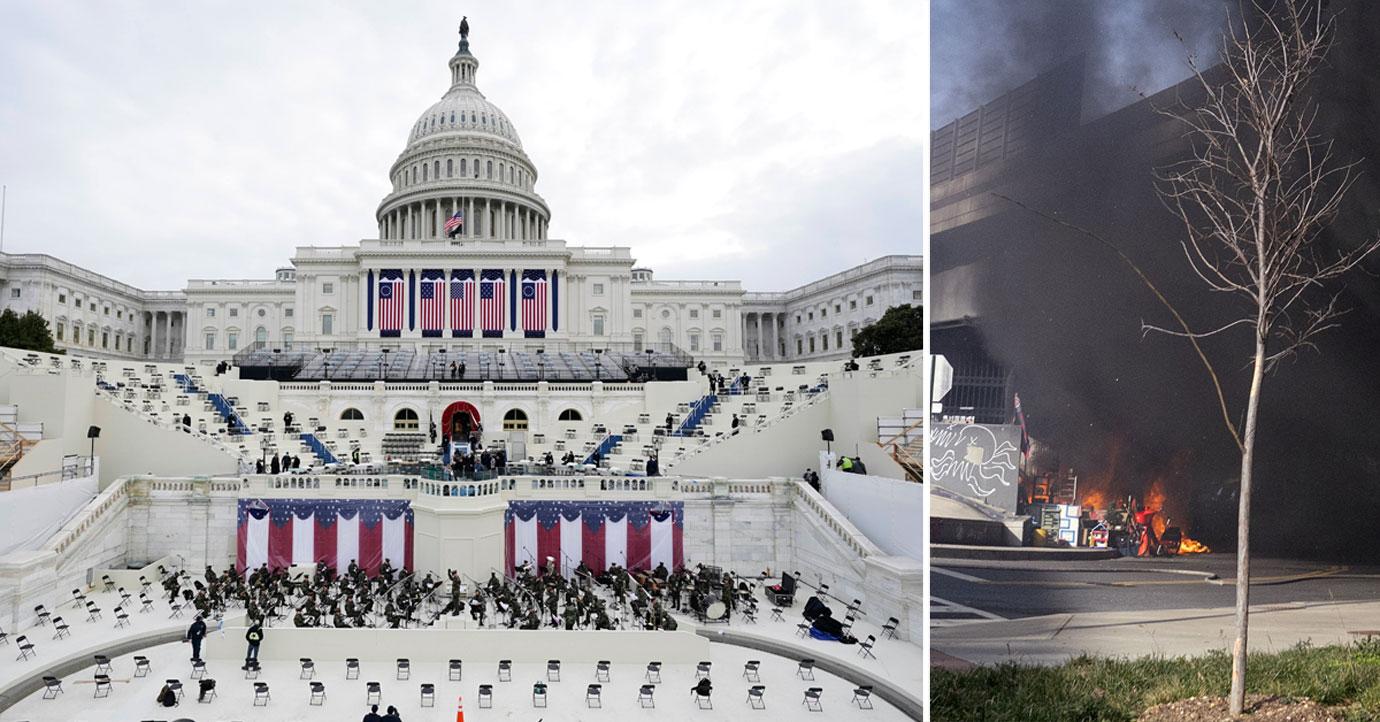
[994,193,1245,453]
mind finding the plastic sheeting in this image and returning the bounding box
[0,475,99,557]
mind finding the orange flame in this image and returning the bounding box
[1179,537,1211,554]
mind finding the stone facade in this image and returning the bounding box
[0,27,918,372]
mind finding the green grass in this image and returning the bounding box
[931,639,1380,721]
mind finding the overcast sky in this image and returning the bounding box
[0,1,924,293]
[931,0,1226,128]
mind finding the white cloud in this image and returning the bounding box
[0,0,924,291]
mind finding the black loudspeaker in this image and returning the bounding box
[87,425,101,439]
[820,429,834,442]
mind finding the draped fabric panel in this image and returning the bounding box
[503,501,684,577]
[235,499,413,576]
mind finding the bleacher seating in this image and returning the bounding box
[234,347,691,383]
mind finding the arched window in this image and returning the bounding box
[255,327,268,345]
[340,408,364,421]
[461,159,467,176]
[558,409,583,422]
[658,328,673,345]
[423,164,428,181]
[486,161,493,179]
[446,159,453,177]
[412,166,418,183]
[508,166,513,183]
[433,160,440,178]
[393,408,420,430]
[502,408,528,431]
[473,157,480,178]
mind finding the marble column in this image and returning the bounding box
[754,314,763,361]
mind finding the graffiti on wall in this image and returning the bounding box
[929,423,1021,513]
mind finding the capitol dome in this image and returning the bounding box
[376,23,549,243]
[407,91,523,149]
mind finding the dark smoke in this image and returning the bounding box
[932,0,1229,127]
[932,0,1380,561]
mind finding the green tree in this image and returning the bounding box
[0,310,60,354]
[850,303,923,358]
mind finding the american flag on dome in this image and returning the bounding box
[450,269,475,337]
[419,269,445,337]
[521,269,547,338]
[236,499,414,577]
[504,500,684,578]
[378,270,404,337]
[480,269,505,338]
[444,211,464,238]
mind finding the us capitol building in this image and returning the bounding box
[0,24,921,369]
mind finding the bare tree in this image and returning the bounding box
[1000,0,1376,715]
[1154,0,1380,714]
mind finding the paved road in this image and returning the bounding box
[931,555,1380,623]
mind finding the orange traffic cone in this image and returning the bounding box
[456,695,465,722]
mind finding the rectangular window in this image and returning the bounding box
[9,288,19,299]
[837,331,844,347]
[592,316,605,336]
[689,309,699,319]
[593,283,605,295]
[228,332,238,350]
[689,333,700,352]
[809,337,816,353]
[712,309,722,319]
[633,308,643,319]
[56,325,64,341]
[127,337,133,352]
[713,334,723,352]
[633,332,643,350]
[117,310,122,319]
[285,308,294,318]
[321,314,334,335]
[835,304,841,313]
[88,330,95,345]
[104,307,110,315]
[207,308,216,318]
[821,308,827,318]
[229,307,238,317]
[796,315,802,324]
[283,331,294,346]
[322,282,334,295]
[808,312,814,321]
[90,302,96,310]
[102,332,109,348]
[866,296,874,306]
[913,290,922,300]
[58,293,66,304]
[850,300,858,310]
[797,339,803,355]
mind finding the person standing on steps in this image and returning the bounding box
[186,615,207,662]
[243,618,263,669]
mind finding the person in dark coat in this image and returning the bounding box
[270,455,281,474]
[186,615,208,661]
[363,704,384,722]
[243,619,263,668]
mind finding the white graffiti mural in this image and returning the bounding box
[929,423,1021,511]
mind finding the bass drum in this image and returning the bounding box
[704,601,727,620]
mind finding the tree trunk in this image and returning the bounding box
[1229,335,1267,715]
